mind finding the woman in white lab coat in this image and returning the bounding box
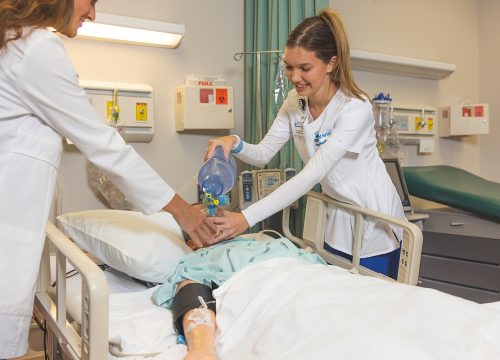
[205,9,405,279]
[0,1,216,358]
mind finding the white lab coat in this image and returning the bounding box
[0,28,175,358]
[237,89,404,257]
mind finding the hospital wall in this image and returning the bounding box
[478,0,500,182]
[331,0,500,180]
[57,0,498,215]
[57,0,244,213]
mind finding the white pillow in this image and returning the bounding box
[56,209,191,283]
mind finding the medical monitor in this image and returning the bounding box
[383,158,412,213]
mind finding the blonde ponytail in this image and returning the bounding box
[286,8,368,101]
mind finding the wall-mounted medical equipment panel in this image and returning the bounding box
[81,80,154,142]
[391,105,437,153]
[392,105,437,136]
[438,103,489,137]
[174,78,234,131]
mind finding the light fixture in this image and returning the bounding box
[77,13,185,48]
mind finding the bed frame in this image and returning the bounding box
[283,191,422,285]
[36,221,109,360]
[34,191,423,359]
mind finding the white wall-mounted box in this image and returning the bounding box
[175,84,234,131]
[439,103,489,137]
[80,80,154,142]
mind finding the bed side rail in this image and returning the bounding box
[282,191,423,285]
[35,222,109,360]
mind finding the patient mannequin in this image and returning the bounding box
[178,204,218,360]
[154,205,325,359]
[159,241,324,360]
[176,280,217,360]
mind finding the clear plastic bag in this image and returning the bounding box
[274,58,291,113]
[87,162,137,211]
[87,89,136,211]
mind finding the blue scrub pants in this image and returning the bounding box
[324,242,401,280]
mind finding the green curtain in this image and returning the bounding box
[243,0,329,236]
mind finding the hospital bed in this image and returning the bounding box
[33,192,500,359]
[403,165,500,303]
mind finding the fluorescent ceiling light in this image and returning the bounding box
[77,13,185,48]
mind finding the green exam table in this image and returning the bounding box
[403,165,500,221]
[402,165,500,303]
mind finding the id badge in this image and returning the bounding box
[293,120,304,136]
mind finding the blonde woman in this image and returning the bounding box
[0,1,216,357]
[206,9,405,280]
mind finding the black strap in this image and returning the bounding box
[171,282,216,335]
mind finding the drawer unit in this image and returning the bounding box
[420,253,500,291]
[422,207,500,239]
[419,207,500,303]
[422,231,500,264]
[419,278,499,304]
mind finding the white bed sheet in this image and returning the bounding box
[49,256,146,323]
[213,257,500,360]
[106,288,186,360]
[51,255,500,360]
[483,301,500,312]
[49,256,186,359]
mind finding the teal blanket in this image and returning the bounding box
[152,237,326,309]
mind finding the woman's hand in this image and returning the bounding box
[164,195,217,249]
[205,136,237,161]
[207,211,249,241]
